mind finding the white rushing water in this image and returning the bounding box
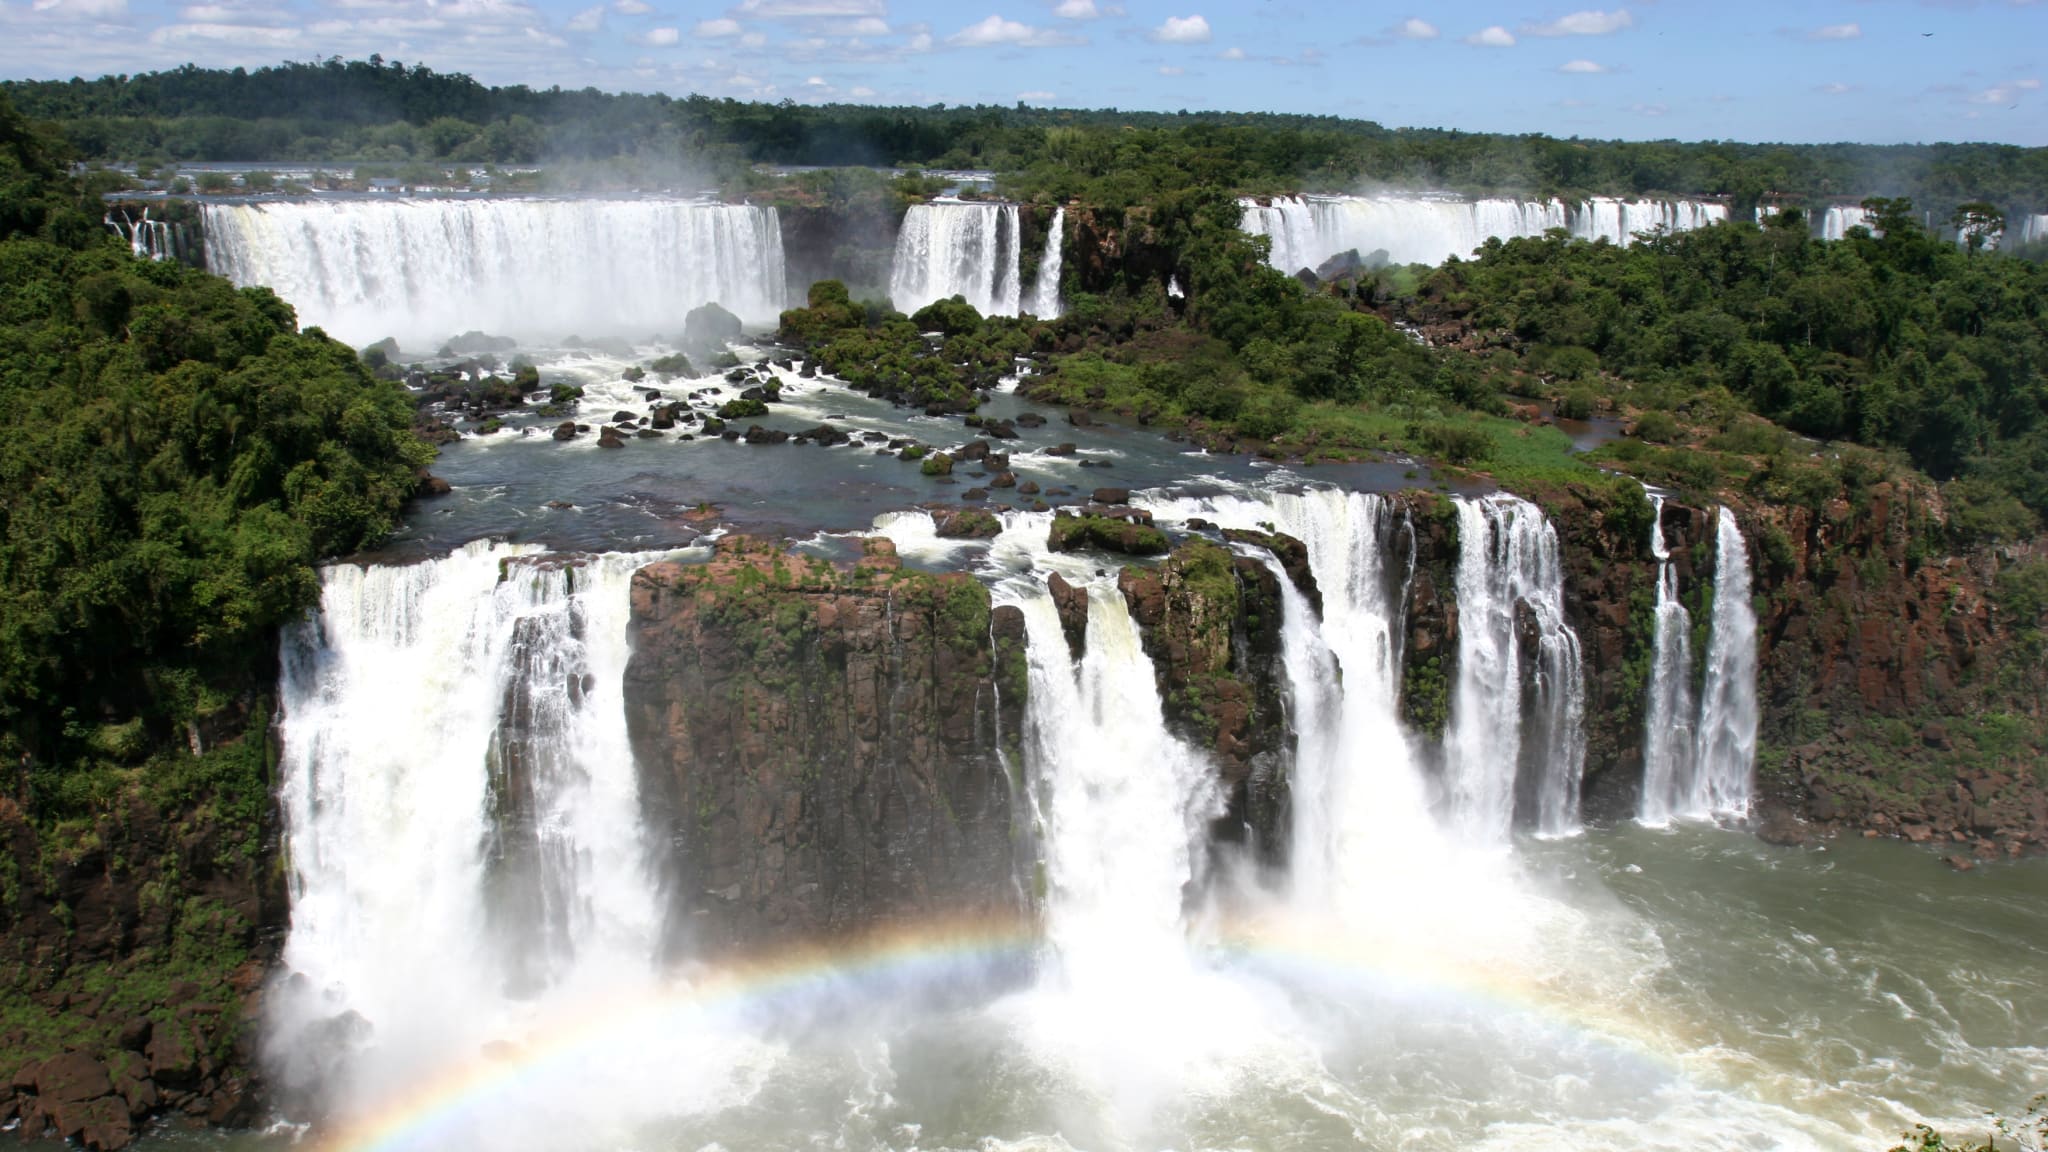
[891,201,1024,318]
[272,542,686,1117]
[1444,494,1586,841]
[1820,204,1874,241]
[203,198,786,348]
[1637,492,1699,826]
[1030,207,1065,319]
[1239,194,1728,273]
[106,207,187,262]
[1692,508,1759,816]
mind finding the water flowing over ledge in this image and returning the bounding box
[202,199,786,348]
[1239,194,1730,273]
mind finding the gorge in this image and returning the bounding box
[8,108,2048,1152]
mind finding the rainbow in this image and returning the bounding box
[316,912,1682,1152]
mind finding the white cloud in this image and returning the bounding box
[1816,81,1854,94]
[1463,24,1514,46]
[1158,64,1183,74]
[851,85,876,96]
[637,24,679,43]
[28,0,126,17]
[824,16,890,34]
[905,29,931,49]
[1807,23,1860,40]
[1394,17,1437,40]
[1150,13,1209,43]
[1017,89,1055,100]
[1218,45,1244,59]
[694,16,741,35]
[1522,8,1632,37]
[150,21,300,44]
[740,30,767,45]
[1559,58,1607,73]
[1054,0,1098,17]
[1630,101,1668,116]
[613,0,651,12]
[947,14,1080,46]
[565,4,603,30]
[805,74,826,84]
[1969,78,2040,104]
[735,0,885,17]
[178,0,292,23]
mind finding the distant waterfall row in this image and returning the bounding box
[890,202,1065,319]
[1239,194,1730,273]
[1638,500,1759,823]
[105,207,193,263]
[202,199,788,349]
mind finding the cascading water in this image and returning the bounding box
[1820,204,1874,240]
[1029,207,1065,319]
[1637,492,1699,826]
[271,542,681,1117]
[1238,194,1728,273]
[202,198,786,348]
[1444,494,1585,841]
[1692,508,1759,816]
[890,201,1022,317]
[106,207,186,262]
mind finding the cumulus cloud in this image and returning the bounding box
[1522,8,1632,37]
[1463,24,1514,46]
[694,16,741,36]
[1054,0,1098,17]
[1969,77,2040,104]
[1394,17,1437,39]
[1807,23,1860,40]
[637,24,679,43]
[947,14,1080,46]
[735,0,885,17]
[28,0,127,17]
[1150,13,1209,42]
[1218,45,1244,59]
[1559,58,1607,73]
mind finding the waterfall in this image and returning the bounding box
[890,201,1024,318]
[1444,495,1585,841]
[202,198,786,348]
[1820,204,1873,241]
[1637,493,1698,826]
[1238,194,1728,273]
[273,542,669,1108]
[1692,508,1758,816]
[106,207,184,262]
[1029,207,1065,319]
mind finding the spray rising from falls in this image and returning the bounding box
[1239,195,1729,273]
[203,199,785,349]
[1444,495,1585,841]
[272,543,676,1115]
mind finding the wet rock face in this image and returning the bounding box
[623,536,1029,955]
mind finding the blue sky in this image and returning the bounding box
[1,0,2043,146]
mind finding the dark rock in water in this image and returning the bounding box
[889,438,914,449]
[986,452,1009,471]
[623,538,1024,951]
[418,473,453,496]
[982,419,1018,440]
[935,507,1002,538]
[612,410,637,424]
[1046,443,1078,457]
[1018,480,1040,495]
[636,429,663,439]
[1188,518,1215,531]
[1757,814,1814,847]
[744,425,790,445]
[552,422,579,441]
[438,330,516,357]
[650,403,680,430]
[1092,487,1130,504]
[545,500,574,509]
[721,429,741,441]
[724,368,751,384]
[597,425,626,449]
[1046,571,1090,659]
[1067,410,1094,427]
[799,424,849,446]
[990,471,1017,488]
[1015,411,1047,428]
[798,362,819,378]
[961,487,989,501]
[957,439,991,462]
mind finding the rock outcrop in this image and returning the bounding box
[623,536,1029,955]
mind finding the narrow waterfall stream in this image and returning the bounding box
[1638,491,1700,825]
[1694,508,1760,815]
